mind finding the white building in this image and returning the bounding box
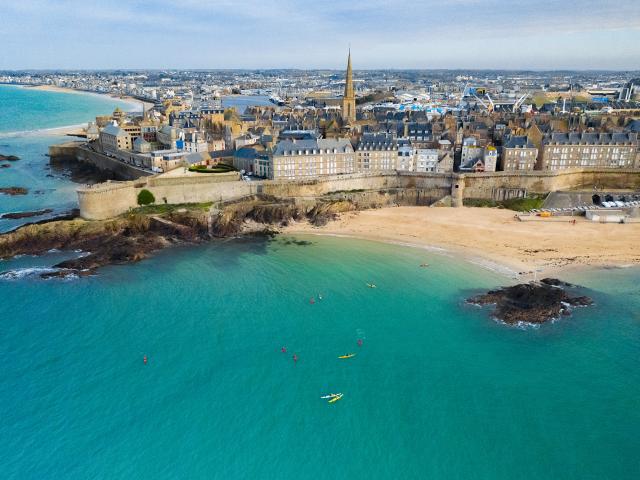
[415,149,439,172]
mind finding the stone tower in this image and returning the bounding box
[341,50,356,124]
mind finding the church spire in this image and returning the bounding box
[344,49,354,99]
[342,49,356,124]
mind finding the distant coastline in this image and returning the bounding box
[27,84,153,112]
[0,83,151,136]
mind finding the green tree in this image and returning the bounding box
[137,189,155,206]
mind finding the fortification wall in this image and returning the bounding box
[48,142,83,160]
[77,181,137,220]
[461,169,640,199]
[77,168,640,220]
[75,147,154,180]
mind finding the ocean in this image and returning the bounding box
[1,86,639,479]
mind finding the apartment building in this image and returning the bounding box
[540,132,638,170]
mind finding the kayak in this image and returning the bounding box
[367,283,377,288]
[328,393,343,403]
[338,353,356,359]
[320,393,339,399]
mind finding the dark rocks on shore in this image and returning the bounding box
[0,187,28,196]
[1,209,53,220]
[0,196,355,279]
[0,210,210,279]
[0,154,20,161]
[467,278,593,325]
[48,156,114,184]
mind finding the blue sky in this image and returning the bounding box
[1,0,639,70]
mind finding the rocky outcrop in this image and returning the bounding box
[467,278,593,325]
[0,154,20,161]
[0,211,209,279]
[1,209,53,220]
[0,187,28,195]
[209,197,356,237]
[0,196,357,278]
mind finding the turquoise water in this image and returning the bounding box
[0,85,140,134]
[2,81,640,479]
[1,236,639,479]
[0,85,139,232]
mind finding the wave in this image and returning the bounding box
[0,267,61,280]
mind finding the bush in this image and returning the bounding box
[188,163,237,174]
[137,189,155,205]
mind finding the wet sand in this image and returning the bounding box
[284,206,640,279]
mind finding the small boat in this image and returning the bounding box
[367,283,377,289]
[420,263,429,268]
[321,393,339,399]
[328,393,343,403]
[338,353,356,359]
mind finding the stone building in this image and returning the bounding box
[270,138,354,180]
[355,133,397,172]
[539,132,638,170]
[501,135,538,171]
[100,123,132,153]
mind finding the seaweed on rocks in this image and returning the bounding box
[467,278,593,325]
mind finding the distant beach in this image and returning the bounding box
[28,84,153,114]
[284,206,640,279]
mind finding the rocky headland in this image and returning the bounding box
[0,196,356,279]
[467,278,593,325]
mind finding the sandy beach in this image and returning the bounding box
[284,206,640,278]
[29,85,154,111]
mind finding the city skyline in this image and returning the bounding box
[1,0,639,70]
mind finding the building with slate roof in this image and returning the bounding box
[501,135,538,171]
[540,132,638,170]
[271,138,354,180]
[355,132,398,172]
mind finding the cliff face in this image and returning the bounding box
[209,197,356,237]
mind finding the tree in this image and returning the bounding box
[137,189,155,206]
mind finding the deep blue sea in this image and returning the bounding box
[1,85,640,479]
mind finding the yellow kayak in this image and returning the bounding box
[338,353,356,359]
[328,393,343,403]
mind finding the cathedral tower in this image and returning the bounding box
[341,50,356,124]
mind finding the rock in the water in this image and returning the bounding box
[0,154,20,161]
[0,187,28,196]
[1,209,53,220]
[467,278,593,325]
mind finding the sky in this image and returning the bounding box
[0,0,639,70]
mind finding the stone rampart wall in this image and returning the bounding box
[77,169,640,220]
